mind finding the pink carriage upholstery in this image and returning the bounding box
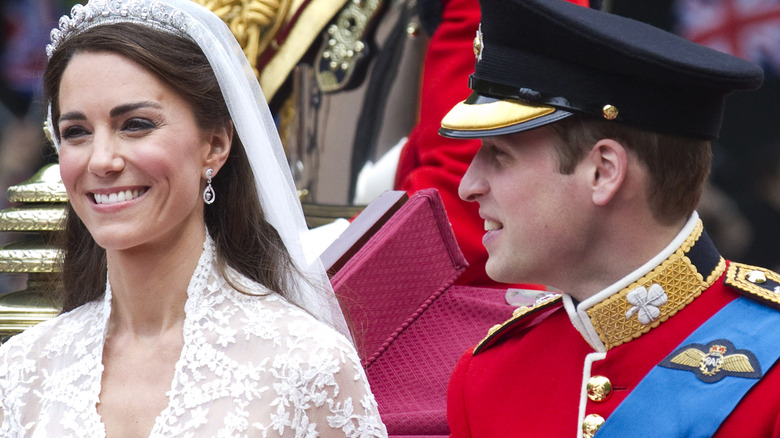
[329,189,515,437]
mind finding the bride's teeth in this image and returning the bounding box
[95,189,142,205]
[484,220,502,231]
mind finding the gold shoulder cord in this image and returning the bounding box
[473,295,562,355]
[725,262,780,307]
[193,0,292,78]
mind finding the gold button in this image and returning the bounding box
[602,104,619,120]
[582,414,605,438]
[747,270,767,284]
[586,375,613,402]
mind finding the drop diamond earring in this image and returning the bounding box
[203,168,215,204]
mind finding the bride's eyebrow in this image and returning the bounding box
[59,110,86,123]
[109,101,163,118]
[59,101,163,123]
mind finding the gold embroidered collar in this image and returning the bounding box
[583,219,725,350]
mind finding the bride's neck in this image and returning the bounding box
[105,230,206,337]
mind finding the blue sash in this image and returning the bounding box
[596,297,780,437]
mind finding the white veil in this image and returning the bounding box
[46,0,351,339]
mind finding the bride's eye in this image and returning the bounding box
[123,118,158,133]
[61,125,90,141]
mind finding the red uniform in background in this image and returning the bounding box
[394,0,589,287]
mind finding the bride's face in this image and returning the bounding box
[57,51,214,253]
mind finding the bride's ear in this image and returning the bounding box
[203,121,233,173]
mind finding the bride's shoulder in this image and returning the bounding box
[211,272,354,353]
[225,288,353,349]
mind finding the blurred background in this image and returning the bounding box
[0,0,69,294]
[1,0,778,296]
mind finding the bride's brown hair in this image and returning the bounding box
[44,23,298,312]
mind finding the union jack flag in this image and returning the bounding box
[674,0,780,76]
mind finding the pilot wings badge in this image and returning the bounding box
[659,339,762,383]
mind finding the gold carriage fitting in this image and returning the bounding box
[0,164,64,344]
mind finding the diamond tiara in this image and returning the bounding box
[47,0,192,59]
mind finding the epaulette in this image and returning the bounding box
[473,294,562,355]
[724,262,780,309]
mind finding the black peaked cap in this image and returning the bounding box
[440,0,765,140]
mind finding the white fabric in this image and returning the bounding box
[0,236,387,437]
[352,138,404,205]
[45,0,350,338]
[576,352,606,438]
[301,218,351,265]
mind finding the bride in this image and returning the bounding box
[0,0,386,436]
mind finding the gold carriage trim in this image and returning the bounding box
[725,262,780,308]
[587,220,726,350]
[0,206,66,232]
[7,164,68,203]
[0,246,62,274]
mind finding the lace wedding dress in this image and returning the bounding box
[0,236,387,437]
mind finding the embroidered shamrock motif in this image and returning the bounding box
[625,284,668,324]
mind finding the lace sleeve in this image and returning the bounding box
[313,342,387,437]
[262,317,388,438]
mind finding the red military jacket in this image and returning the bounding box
[448,215,780,437]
